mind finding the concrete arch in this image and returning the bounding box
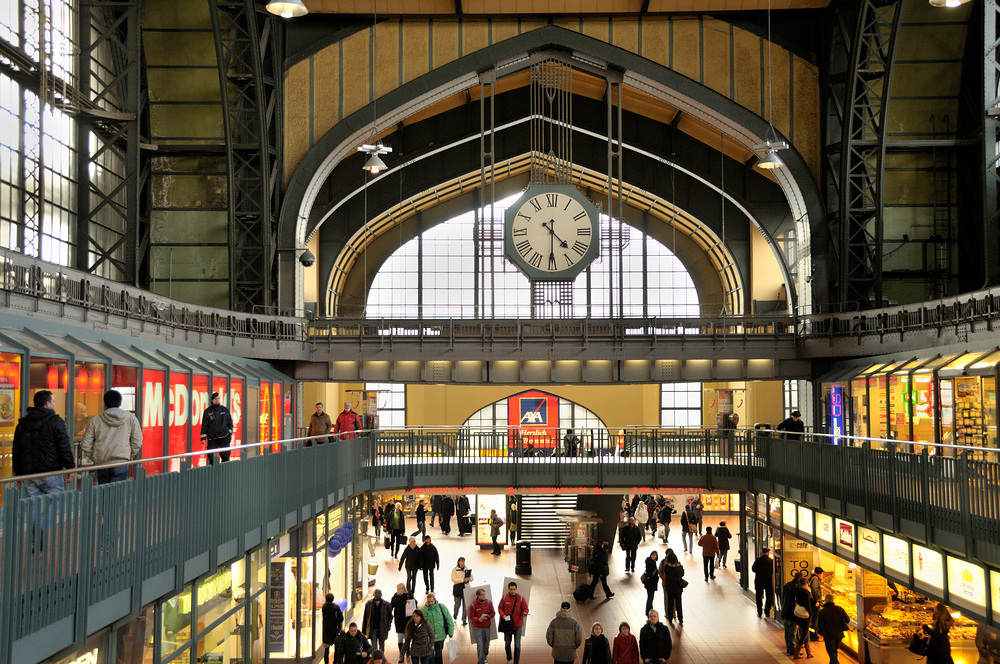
[278,25,826,314]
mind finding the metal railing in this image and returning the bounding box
[2,427,999,663]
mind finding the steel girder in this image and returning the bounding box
[984,0,1000,288]
[837,0,902,310]
[208,0,282,312]
[74,0,146,285]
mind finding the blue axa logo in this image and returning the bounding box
[519,398,547,425]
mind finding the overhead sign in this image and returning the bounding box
[858,527,880,564]
[797,506,813,537]
[913,544,944,592]
[836,518,855,556]
[783,501,797,529]
[946,556,986,611]
[815,513,833,545]
[830,385,844,445]
[883,535,910,577]
[507,390,560,447]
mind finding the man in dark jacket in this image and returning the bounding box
[420,535,440,593]
[388,502,406,557]
[619,517,642,573]
[657,503,676,543]
[780,571,805,654]
[398,537,422,594]
[440,495,455,535]
[586,540,614,600]
[336,622,371,664]
[752,548,775,618]
[13,390,74,495]
[322,593,344,664]
[456,494,471,535]
[816,594,850,664]
[430,494,442,528]
[361,589,392,653]
[200,392,234,465]
[390,583,414,658]
[639,610,672,663]
[776,410,806,440]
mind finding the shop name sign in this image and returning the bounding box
[815,514,833,544]
[64,651,99,664]
[405,487,479,495]
[858,527,880,563]
[142,379,243,429]
[913,544,944,591]
[797,507,813,536]
[836,518,855,554]
[883,535,910,576]
[946,556,986,610]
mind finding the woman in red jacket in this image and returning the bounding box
[612,621,640,664]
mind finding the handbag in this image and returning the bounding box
[794,604,810,619]
[445,638,459,663]
[498,617,514,633]
[680,578,689,588]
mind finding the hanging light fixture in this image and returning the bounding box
[357,0,391,174]
[266,0,308,18]
[47,364,59,390]
[755,0,789,170]
[928,0,970,6]
[90,368,103,394]
[359,143,390,173]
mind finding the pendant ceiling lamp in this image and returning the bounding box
[266,0,308,18]
[755,0,788,170]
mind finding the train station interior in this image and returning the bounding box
[2,0,1000,663]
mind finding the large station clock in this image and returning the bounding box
[503,184,600,281]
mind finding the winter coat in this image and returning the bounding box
[200,403,233,440]
[451,565,472,597]
[642,556,660,591]
[715,526,733,551]
[590,542,611,576]
[81,407,142,464]
[816,602,849,642]
[619,524,641,550]
[416,504,426,523]
[546,610,583,661]
[420,542,439,570]
[337,630,371,664]
[456,495,471,517]
[690,497,705,522]
[490,514,503,537]
[792,585,813,626]
[498,592,529,629]
[468,597,495,629]
[322,600,344,645]
[431,495,443,512]
[613,632,641,664]
[388,509,406,535]
[752,555,774,589]
[361,598,391,638]
[657,506,675,525]
[698,533,720,557]
[680,509,695,532]
[634,502,649,525]
[390,591,414,632]
[639,621,672,661]
[780,580,801,621]
[925,625,954,664]
[13,407,74,475]
[660,561,685,594]
[334,409,361,437]
[583,634,612,664]
[402,619,435,659]
[441,496,455,517]
[308,411,333,437]
[421,600,454,641]
[399,543,422,571]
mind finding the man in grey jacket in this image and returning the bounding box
[545,601,582,664]
[81,390,142,484]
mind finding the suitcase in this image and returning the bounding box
[384,535,390,550]
[573,584,591,603]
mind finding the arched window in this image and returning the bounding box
[367,193,700,319]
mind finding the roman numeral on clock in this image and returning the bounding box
[529,252,542,268]
[529,198,542,212]
[546,194,559,208]
[512,227,527,236]
[572,241,587,255]
[515,240,531,255]
[548,256,557,270]
[573,211,587,222]
[577,227,591,236]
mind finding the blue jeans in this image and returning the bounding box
[369,627,385,653]
[23,475,65,496]
[504,625,523,664]
[96,466,128,484]
[475,627,491,664]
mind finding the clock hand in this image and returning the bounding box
[542,221,569,248]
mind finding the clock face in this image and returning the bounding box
[504,185,599,280]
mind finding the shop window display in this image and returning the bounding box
[114,605,154,664]
[161,584,192,658]
[195,609,244,664]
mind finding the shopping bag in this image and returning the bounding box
[406,598,417,616]
[445,638,459,663]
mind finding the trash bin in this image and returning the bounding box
[515,541,532,575]
[754,423,771,438]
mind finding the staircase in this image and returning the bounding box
[517,495,577,548]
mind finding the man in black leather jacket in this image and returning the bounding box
[200,392,234,465]
[13,390,75,495]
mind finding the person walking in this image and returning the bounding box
[390,583,415,662]
[638,610,672,664]
[641,551,660,617]
[659,550,685,624]
[620,517,642,573]
[816,594,850,664]
[679,507,696,554]
[563,428,580,457]
[199,392,234,465]
[924,602,956,664]
[456,495,471,536]
[440,495,455,535]
[389,502,406,557]
[420,592,454,664]
[468,588,496,664]
[80,389,142,484]
[612,622,640,664]
[582,622,611,664]
[13,390,75,495]
[498,581,530,664]
[656,503,676,543]
[586,539,614,600]
[489,508,504,555]
[398,537,422,594]
[430,494,442,528]
[634,499,649,542]
[371,501,384,540]
[362,589,392,654]
[307,402,333,445]
[776,410,806,440]
[546,601,583,664]
[808,567,824,640]
[337,623,372,664]
[781,571,805,655]
[401,609,436,664]
[334,400,362,439]
[321,593,344,664]
[791,574,814,659]
[420,535,440,593]
[752,548,775,618]
[689,496,705,535]
[714,521,733,569]
[413,500,428,537]
[450,557,472,626]
[698,526,720,581]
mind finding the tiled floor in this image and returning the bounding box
[357,516,858,664]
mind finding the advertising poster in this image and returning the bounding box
[230,379,244,449]
[167,372,189,468]
[463,584,498,644]
[507,390,560,450]
[946,556,986,612]
[830,385,844,444]
[141,369,167,475]
[858,527,880,564]
[782,537,815,582]
[190,373,210,464]
[835,518,855,557]
[268,562,286,653]
[815,514,833,545]
[782,501,797,529]
[883,535,910,577]
[913,544,944,592]
[476,494,507,547]
[797,506,813,537]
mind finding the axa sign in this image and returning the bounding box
[519,398,548,425]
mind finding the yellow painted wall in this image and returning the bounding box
[751,230,787,306]
[702,380,786,429]
[302,382,363,418]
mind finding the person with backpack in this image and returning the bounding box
[420,592,454,664]
[321,593,344,664]
[816,594,850,664]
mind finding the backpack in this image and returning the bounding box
[908,628,930,657]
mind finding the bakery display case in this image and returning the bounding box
[863,602,980,664]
